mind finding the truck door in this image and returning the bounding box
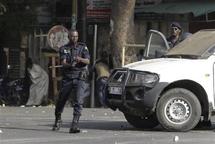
[144,30,170,59]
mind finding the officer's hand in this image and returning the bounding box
[62,59,73,67]
[76,56,90,65]
[76,56,82,63]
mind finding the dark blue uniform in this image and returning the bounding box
[167,35,181,48]
[55,42,90,118]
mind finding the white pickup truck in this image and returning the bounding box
[106,29,215,131]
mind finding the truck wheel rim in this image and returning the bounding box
[164,98,191,124]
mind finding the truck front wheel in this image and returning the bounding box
[156,88,201,132]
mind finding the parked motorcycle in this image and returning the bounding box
[0,76,26,106]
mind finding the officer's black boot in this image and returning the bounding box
[52,114,62,131]
[69,115,80,133]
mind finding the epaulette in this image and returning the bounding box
[60,43,70,49]
[78,42,86,46]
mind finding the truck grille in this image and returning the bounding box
[109,70,127,84]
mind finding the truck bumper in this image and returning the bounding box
[106,82,169,116]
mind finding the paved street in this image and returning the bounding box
[1,106,215,144]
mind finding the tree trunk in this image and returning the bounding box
[110,0,136,68]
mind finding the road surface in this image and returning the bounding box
[0,106,215,144]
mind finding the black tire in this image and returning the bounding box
[124,113,159,129]
[156,88,201,132]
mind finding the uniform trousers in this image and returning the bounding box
[55,78,90,117]
[96,77,108,106]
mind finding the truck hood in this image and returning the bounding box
[124,58,207,74]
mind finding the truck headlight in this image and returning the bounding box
[128,71,159,87]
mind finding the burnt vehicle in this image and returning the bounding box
[107,29,215,131]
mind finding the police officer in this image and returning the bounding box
[52,30,90,133]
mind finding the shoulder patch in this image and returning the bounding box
[62,47,70,53]
[85,46,88,51]
[78,42,86,46]
[64,49,68,53]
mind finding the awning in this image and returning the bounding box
[135,2,215,17]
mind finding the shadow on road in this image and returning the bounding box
[1,120,215,133]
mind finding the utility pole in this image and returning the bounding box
[71,0,77,30]
[78,0,87,42]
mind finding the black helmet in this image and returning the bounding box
[170,22,182,30]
